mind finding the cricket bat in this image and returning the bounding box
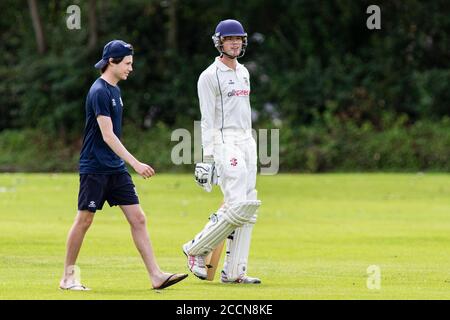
[205,240,225,281]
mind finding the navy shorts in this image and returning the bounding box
[78,172,139,213]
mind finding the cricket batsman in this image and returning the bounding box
[183,19,261,284]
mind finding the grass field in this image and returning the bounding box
[0,173,449,300]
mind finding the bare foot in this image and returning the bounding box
[152,272,188,290]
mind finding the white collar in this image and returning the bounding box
[214,57,243,72]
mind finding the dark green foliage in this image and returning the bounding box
[1,117,449,172]
[0,0,449,172]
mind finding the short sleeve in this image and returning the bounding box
[92,89,111,117]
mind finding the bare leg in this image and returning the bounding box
[60,210,94,287]
[120,204,186,288]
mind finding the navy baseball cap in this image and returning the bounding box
[94,40,134,69]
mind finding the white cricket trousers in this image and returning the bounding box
[214,136,258,204]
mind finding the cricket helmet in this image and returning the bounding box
[212,19,248,58]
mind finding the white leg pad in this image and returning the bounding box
[187,200,261,256]
[223,215,257,280]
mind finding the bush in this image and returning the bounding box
[278,116,450,172]
[0,129,78,172]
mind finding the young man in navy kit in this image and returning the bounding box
[59,40,187,291]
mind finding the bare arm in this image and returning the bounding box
[97,115,155,178]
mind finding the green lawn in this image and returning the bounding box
[0,173,449,299]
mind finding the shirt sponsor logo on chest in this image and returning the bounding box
[227,89,250,97]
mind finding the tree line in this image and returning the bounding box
[0,0,449,172]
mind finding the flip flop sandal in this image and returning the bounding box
[153,273,188,290]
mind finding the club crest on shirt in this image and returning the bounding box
[243,77,249,86]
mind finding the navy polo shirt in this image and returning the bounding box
[79,78,127,174]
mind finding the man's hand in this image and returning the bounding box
[132,161,155,179]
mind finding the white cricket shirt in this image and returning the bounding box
[197,57,253,156]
